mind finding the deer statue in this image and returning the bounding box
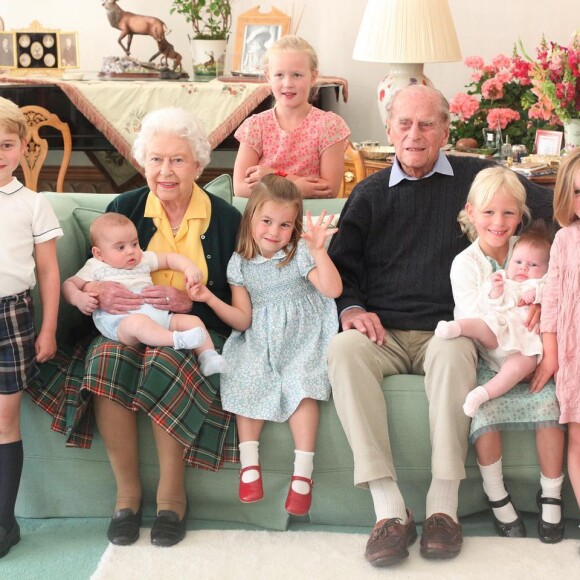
[102,0,169,56]
[149,38,183,72]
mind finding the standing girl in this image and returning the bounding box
[233,35,350,199]
[450,166,564,542]
[188,174,341,515]
[533,147,580,523]
[0,97,62,557]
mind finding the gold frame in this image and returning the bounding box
[58,32,79,69]
[232,6,291,74]
[9,21,63,76]
[0,31,17,69]
[534,130,563,156]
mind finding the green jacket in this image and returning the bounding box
[107,186,241,336]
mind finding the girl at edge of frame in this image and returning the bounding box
[188,174,342,515]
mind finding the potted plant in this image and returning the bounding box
[170,1,232,80]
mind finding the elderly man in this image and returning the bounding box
[327,84,552,566]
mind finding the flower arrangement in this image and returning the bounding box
[520,33,580,122]
[449,52,556,151]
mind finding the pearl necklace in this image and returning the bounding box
[170,223,181,236]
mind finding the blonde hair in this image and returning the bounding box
[458,166,531,241]
[236,174,303,267]
[90,212,135,247]
[553,148,580,227]
[0,97,27,141]
[262,35,318,73]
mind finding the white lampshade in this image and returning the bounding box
[353,0,462,127]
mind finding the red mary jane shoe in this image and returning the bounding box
[239,465,264,503]
[285,476,313,516]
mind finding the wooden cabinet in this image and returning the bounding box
[343,156,391,197]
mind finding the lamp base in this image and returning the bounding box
[377,63,433,129]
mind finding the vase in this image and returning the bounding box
[189,38,226,82]
[563,119,580,150]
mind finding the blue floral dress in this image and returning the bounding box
[220,240,338,422]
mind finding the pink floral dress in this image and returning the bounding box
[234,106,350,177]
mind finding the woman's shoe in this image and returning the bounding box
[239,465,264,503]
[150,501,189,547]
[107,502,143,546]
[487,494,526,537]
[536,490,564,543]
[285,476,313,516]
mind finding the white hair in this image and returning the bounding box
[132,107,211,172]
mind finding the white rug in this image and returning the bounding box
[91,528,579,579]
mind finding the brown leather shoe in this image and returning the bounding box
[364,509,417,567]
[420,513,463,559]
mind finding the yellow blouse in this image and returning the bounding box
[144,184,211,289]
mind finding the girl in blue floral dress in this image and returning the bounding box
[188,174,341,515]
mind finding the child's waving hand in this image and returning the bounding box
[301,210,338,250]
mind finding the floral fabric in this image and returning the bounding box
[234,107,350,177]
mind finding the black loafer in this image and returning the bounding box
[0,521,20,558]
[536,490,564,543]
[150,502,189,547]
[487,494,526,538]
[107,503,143,546]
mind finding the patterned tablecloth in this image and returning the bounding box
[0,75,348,174]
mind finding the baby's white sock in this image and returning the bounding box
[173,327,205,350]
[239,441,260,483]
[434,320,462,339]
[198,350,228,376]
[463,386,490,417]
[292,450,314,494]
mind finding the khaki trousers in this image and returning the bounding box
[327,328,477,487]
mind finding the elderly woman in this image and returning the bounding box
[30,108,241,547]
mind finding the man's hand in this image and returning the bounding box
[340,308,386,345]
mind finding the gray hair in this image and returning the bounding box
[132,107,211,172]
[386,84,450,125]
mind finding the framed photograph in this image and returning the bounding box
[0,32,16,68]
[534,130,563,155]
[58,32,79,68]
[232,6,291,75]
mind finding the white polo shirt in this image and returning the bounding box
[0,178,63,297]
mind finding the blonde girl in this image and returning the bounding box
[233,35,350,198]
[450,166,564,543]
[533,147,580,523]
[188,174,342,515]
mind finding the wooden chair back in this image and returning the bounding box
[338,141,366,198]
[20,105,72,192]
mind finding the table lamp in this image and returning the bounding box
[353,0,462,128]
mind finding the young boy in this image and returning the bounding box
[62,212,227,377]
[0,97,62,558]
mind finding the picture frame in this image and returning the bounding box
[0,31,16,68]
[533,130,563,155]
[232,6,291,75]
[58,32,79,69]
[11,21,61,75]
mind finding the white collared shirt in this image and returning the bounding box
[0,178,63,296]
[389,150,454,187]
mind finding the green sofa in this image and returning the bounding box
[17,179,578,532]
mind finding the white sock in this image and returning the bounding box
[540,473,564,524]
[173,327,205,350]
[463,386,490,417]
[434,320,462,339]
[292,450,314,494]
[239,441,260,483]
[426,478,459,523]
[198,350,228,376]
[368,477,407,522]
[479,458,518,523]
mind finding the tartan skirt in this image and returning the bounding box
[28,332,239,470]
[0,290,37,394]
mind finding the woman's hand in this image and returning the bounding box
[141,285,193,314]
[86,281,143,315]
[302,210,337,250]
[340,308,386,346]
